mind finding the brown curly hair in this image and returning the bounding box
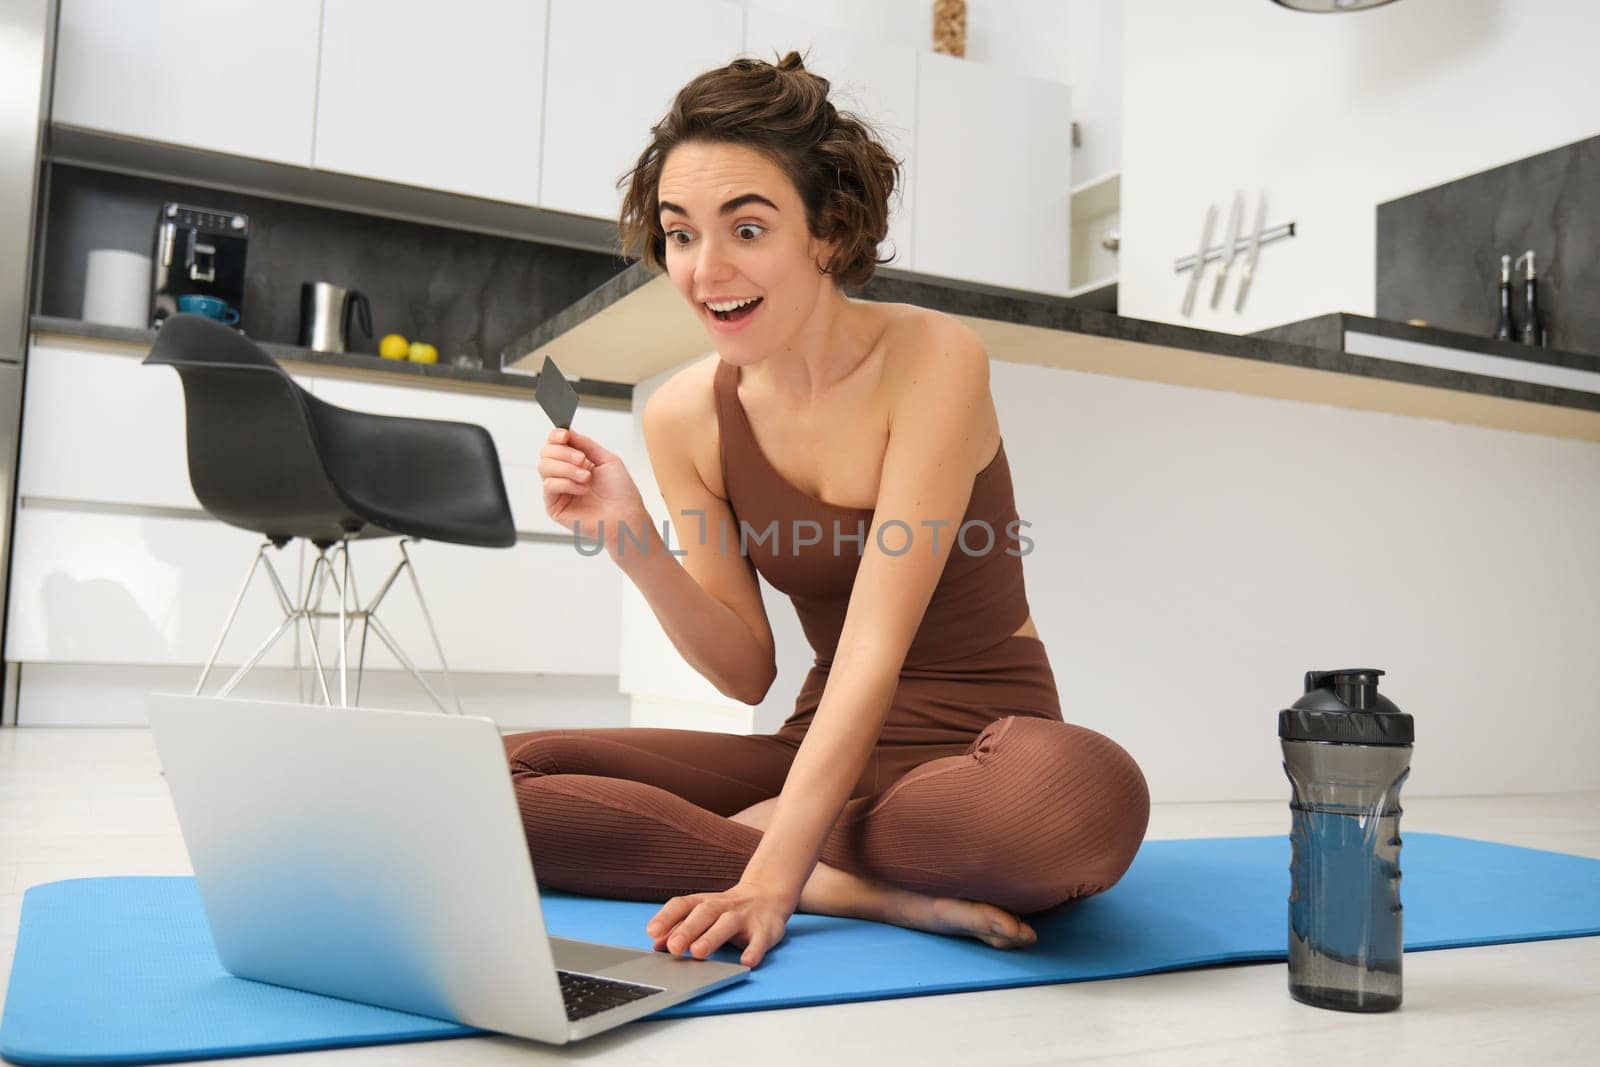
[617,50,901,290]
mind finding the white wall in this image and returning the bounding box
[988,360,1600,803]
[1120,0,1600,331]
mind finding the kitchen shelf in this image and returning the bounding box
[1069,170,1119,299]
[1063,277,1118,314]
[1066,276,1118,300]
[1070,170,1120,222]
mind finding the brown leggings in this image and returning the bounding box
[502,640,1151,915]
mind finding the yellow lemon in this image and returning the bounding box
[408,341,438,364]
[378,333,409,360]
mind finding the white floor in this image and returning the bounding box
[3,727,1598,1066]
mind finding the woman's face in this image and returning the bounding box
[657,140,838,361]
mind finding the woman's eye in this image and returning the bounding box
[735,223,765,240]
[665,229,692,246]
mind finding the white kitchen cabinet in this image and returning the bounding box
[20,339,196,510]
[52,0,321,167]
[4,507,302,668]
[18,337,318,513]
[321,537,621,677]
[743,10,918,269]
[912,52,1073,297]
[313,0,547,205]
[309,376,635,538]
[540,0,745,220]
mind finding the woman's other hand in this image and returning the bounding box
[540,427,646,550]
[645,880,797,969]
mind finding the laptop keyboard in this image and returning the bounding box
[556,969,664,1021]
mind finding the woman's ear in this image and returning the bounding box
[808,227,845,277]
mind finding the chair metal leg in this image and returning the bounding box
[339,543,453,713]
[293,547,329,703]
[398,539,464,716]
[215,615,296,698]
[337,541,351,707]
[364,554,408,617]
[296,551,334,706]
[354,614,372,707]
[194,541,273,697]
[335,548,367,707]
[308,540,363,706]
[198,535,465,715]
[211,542,301,698]
[365,613,453,716]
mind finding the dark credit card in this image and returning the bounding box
[534,354,579,429]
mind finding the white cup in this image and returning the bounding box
[82,248,153,329]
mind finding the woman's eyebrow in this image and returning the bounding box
[659,193,778,218]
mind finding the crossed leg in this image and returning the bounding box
[502,714,1148,949]
[816,716,1151,914]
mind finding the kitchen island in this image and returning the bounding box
[505,262,1600,443]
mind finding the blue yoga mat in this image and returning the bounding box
[4,832,1598,1065]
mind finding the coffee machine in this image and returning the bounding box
[151,201,250,328]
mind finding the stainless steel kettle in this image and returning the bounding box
[298,281,373,353]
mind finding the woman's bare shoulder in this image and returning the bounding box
[870,301,985,358]
[868,302,990,386]
[639,353,726,496]
[865,302,997,466]
[645,352,721,420]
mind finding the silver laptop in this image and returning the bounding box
[145,693,749,1045]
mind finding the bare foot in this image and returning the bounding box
[892,892,1038,950]
[733,799,1036,950]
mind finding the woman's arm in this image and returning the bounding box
[740,318,997,898]
[615,369,778,705]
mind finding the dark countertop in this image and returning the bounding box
[29,314,634,405]
[506,261,1600,423]
[1249,312,1600,374]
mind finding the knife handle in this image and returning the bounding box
[1181,206,1217,316]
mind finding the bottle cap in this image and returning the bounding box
[1278,667,1414,745]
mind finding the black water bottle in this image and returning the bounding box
[1279,668,1415,1012]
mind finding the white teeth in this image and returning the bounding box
[706,297,759,312]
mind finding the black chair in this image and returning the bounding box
[144,312,516,713]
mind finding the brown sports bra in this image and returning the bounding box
[711,357,1032,669]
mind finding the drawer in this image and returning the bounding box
[312,536,622,676]
[21,337,319,512]
[5,506,305,667]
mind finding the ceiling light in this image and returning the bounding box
[1271,0,1402,12]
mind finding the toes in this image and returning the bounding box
[986,916,1037,949]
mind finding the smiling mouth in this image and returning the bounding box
[705,297,763,322]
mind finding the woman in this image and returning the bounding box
[503,52,1149,970]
